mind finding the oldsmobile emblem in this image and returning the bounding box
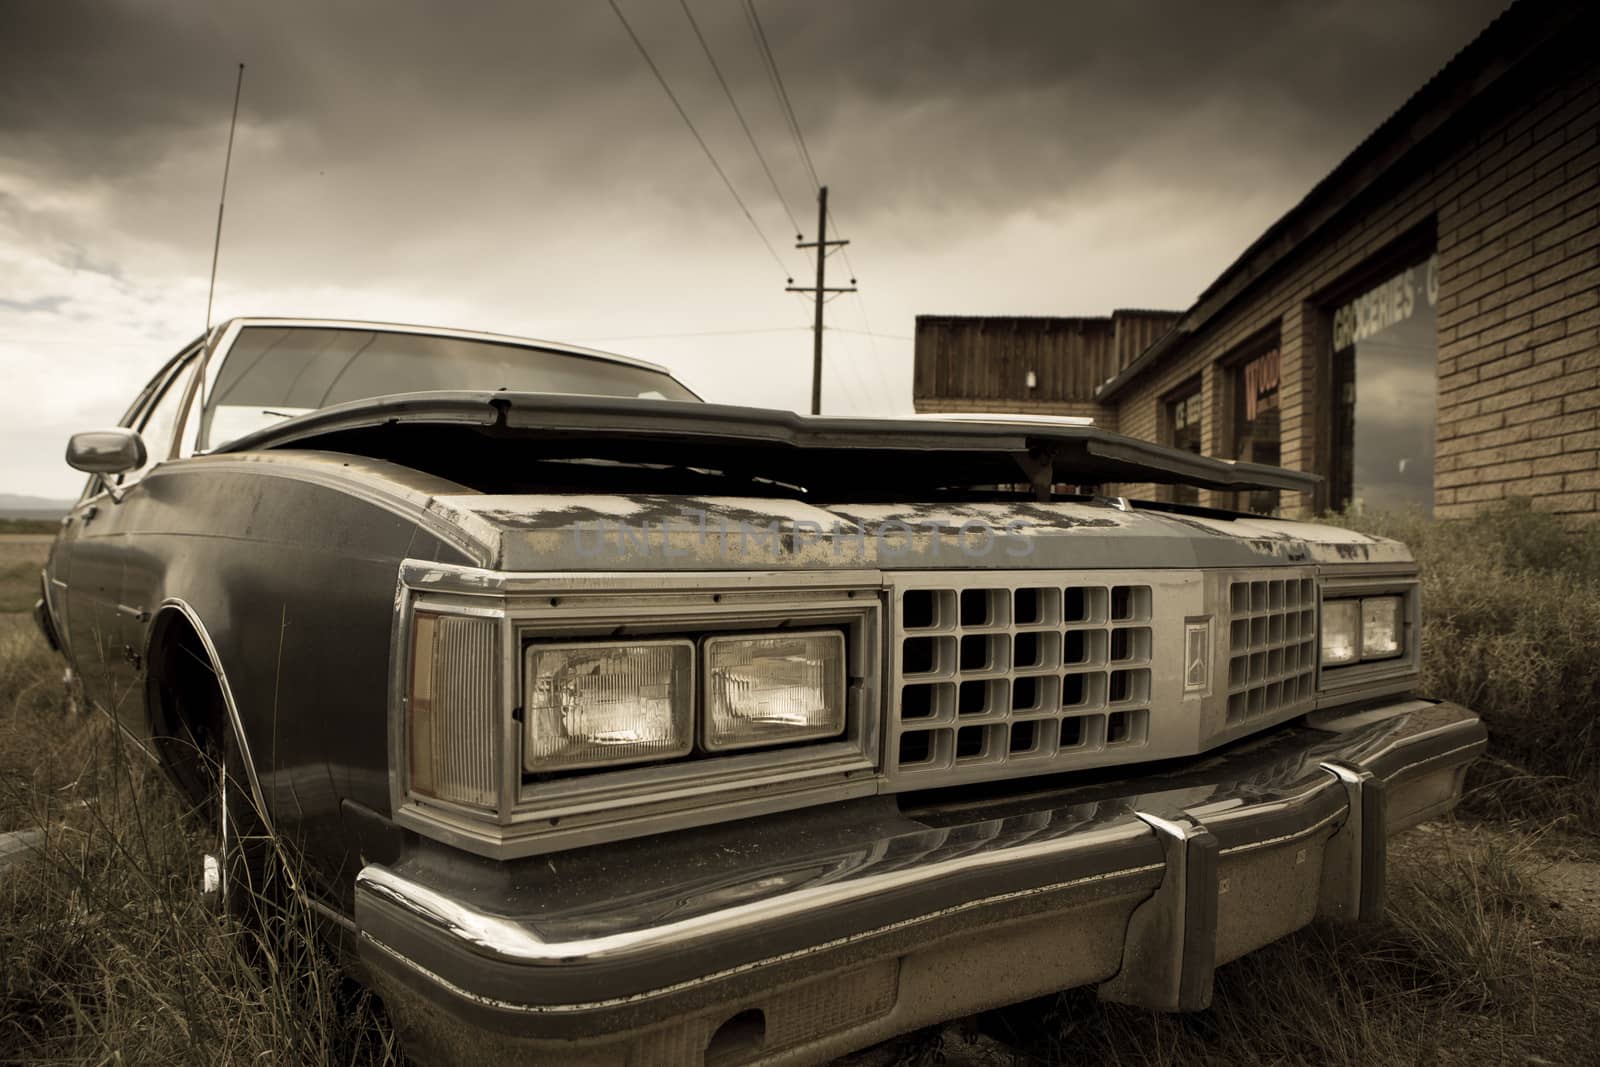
[1184,620,1211,692]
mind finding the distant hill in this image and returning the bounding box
[0,493,75,519]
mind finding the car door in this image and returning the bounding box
[98,348,203,735]
[58,346,199,725]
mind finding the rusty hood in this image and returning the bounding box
[418,493,1411,571]
[211,391,1393,572]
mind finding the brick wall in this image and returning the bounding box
[1433,69,1600,518]
[1107,33,1598,520]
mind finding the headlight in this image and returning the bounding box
[1320,595,1404,667]
[704,631,846,751]
[524,640,693,772]
[1321,601,1360,666]
[1361,597,1402,659]
[408,612,499,809]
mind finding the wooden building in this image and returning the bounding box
[913,311,1179,423]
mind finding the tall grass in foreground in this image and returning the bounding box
[1323,500,1600,833]
[962,829,1600,1066]
[0,619,401,1064]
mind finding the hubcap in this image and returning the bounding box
[202,853,221,897]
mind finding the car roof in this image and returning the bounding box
[218,316,678,378]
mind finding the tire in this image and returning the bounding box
[146,629,285,927]
[201,715,284,925]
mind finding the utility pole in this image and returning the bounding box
[787,185,855,415]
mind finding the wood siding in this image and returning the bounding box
[913,311,1178,412]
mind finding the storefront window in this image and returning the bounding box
[1232,344,1281,514]
[1330,253,1438,514]
[1165,384,1203,504]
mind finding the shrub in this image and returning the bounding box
[1324,499,1600,831]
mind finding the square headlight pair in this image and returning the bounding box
[523,631,846,773]
[1321,596,1403,667]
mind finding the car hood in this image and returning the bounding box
[214,391,1397,572]
[216,390,1317,496]
[418,492,1409,572]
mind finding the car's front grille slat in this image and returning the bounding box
[891,577,1155,783]
[1226,577,1316,725]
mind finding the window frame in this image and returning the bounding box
[188,319,701,454]
[1159,375,1204,505]
[76,340,203,505]
[1217,326,1284,515]
[1309,220,1437,514]
[1321,253,1439,514]
[119,346,203,486]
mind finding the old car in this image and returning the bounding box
[36,316,1484,1065]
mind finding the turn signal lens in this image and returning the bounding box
[407,612,499,809]
[524,640,693,772]
[1320,600,1361,666]
[1361,597,1402,659]
[704,631,846,751]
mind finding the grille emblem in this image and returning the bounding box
[1184,620,1211,692]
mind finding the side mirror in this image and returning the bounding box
[66,429,147,476]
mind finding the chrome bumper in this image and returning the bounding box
[355,698,1483,1065]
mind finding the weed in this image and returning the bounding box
[1325,500,1600,834]
[0,622,401,1064]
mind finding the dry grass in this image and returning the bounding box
[0,617,401,1065]
[941,825,1600,1067]
[0,537,51,615]
[1321,500,1600,834]
[0,519,59,537]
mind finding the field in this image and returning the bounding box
[0,534,53,614]
[2,504,1599,1065]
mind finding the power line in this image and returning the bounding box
[741,11,899,410]
[841,269,904,409]
[575,326,809,342]
[742,2,900,412]
[743,0,820,192]
[607,0,794,280]
[678,0,803,239]
[824,204,898,410]
[825,331,876,415]
[826,326,913,343]
[831,329,888,415]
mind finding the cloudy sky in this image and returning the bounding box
[1,0,1505,499]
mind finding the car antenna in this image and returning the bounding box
[205,63,245,337]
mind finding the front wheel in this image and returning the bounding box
[200,722,285,922]
[145,621,287,925]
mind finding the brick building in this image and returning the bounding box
[913,0,1599,520]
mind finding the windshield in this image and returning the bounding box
[199,326,699,448]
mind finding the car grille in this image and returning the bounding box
[1226,576,1317,725]
[884,568,1320,789]
[890,577,1155,785]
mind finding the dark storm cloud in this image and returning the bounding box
[3,0,1508,217]
[0,0,1510,497]
[0,3,629,176]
